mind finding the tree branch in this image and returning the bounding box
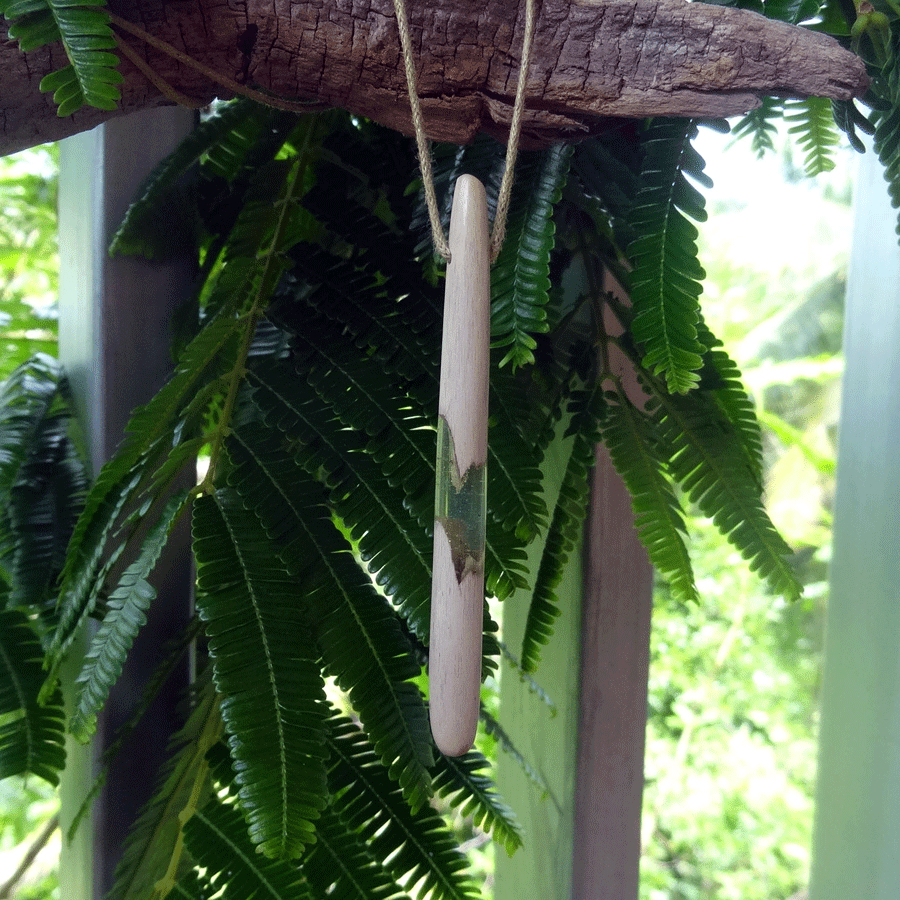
[0,812,59,899]
[0,0,869,154]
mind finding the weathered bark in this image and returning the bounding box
[1,0,869,154]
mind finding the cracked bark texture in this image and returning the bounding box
[1,0,869,154]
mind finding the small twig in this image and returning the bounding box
[0,812,60,899]
[114,37,207,109]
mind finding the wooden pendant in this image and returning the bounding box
[429,175,491,757]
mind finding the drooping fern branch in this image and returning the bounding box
[0,0,121,115]
[627,118,712,394]
[0,96,814,899]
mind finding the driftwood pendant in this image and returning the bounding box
[429,175,490,757]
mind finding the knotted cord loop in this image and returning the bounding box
[392,0,537,264]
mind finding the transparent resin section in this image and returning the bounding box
[434,415,486,582]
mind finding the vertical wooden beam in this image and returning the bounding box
[57,107,196,900]
[494,429,584,900]
[809,145,900,898]
[495,259,653,900]
[571,445,653,899]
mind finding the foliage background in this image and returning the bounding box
[0,120,850,899]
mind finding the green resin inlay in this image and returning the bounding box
[435,415,486,583]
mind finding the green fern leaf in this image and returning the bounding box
[1,0,122,115]
[785,97,840,176]
[70,490,191,742]
[601,389,698,604]
[302,806,413,900]
[498,642,557,713]
[0,607,66,785]
[696,320,764,481]
[327,716,481,900]
[193,490,330,858]
[224,423,435,811]
[730,98,784,158]
[478,703,550,795]
[830,98,874,155]
[106,674,222,900]
[628,119,709,394]
[66,615,203,845]
[651,389,802,601]
[49,312,242,677]
[491,144,574,369]
[520,386,602,673]
[0,354,87,611]
[182,799,311,899]
[432,750,524,857]
[246,357,434,640]
[869,79,900,232]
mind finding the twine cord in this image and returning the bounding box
[392,0,537,263]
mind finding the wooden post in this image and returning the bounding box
[57,107,196,900]
[495,261,653,900]
[572,445,653,899]
[808,143,900,898]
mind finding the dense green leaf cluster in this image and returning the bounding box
[0,100,807,899]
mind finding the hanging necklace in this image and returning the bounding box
[392,0,537,756]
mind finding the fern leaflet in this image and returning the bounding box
[601,388,698,605]
[628,119,709,394]
[1,0,122,115]
[193,490,330,858]
[70,490,191,742]
[0,607,66,785]
[785,97,840,176]
[491,144,573,369]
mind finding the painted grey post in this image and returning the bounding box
[57,107,196,900]
[809,146,900,897]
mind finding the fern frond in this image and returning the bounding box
[193,490,330,858]
[302,806,413,900]
[491,144,574,369]
[478,703,550,794]
[869,71,900,232]
[66,615,203,844]
[48,311,242,676]
[70,490,191,742]
[0,354,86,612]
[498,643,557,713]
[106,674,222,900]
[628,119,709,393]
[785,97,840,176]
[650,389,802,601]
[107,100,291,260]
[327,716,481,900]
[486,383,549,543]
[601,389,698,604]
[730,98,783,157]
[1,0,122,116]
[696,320,764,480]
[182,799,310,899]
[520,385,602,673]
[831,98,874,154]
[247,356,434,642]
[223,422,435,811]
[433,750,524,857]
[0,607,66,785]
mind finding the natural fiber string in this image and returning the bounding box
[392,0,537,263]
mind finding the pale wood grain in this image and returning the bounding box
[429,175,490,757]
